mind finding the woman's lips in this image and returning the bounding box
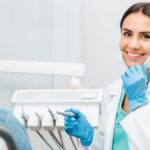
[127,52,143,57]
[126,52,145,61]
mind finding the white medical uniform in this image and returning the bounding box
[78,79,150,150]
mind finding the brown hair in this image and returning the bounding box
[120,2,150,29]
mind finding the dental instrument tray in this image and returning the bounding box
[11,89,102,129]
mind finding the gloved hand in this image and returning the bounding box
[121,65,148,112]
[64,108,94,146]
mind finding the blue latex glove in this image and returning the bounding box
[121,65,148,112]
[64,108,94,146]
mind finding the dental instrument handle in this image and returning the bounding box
[56,111,76,117]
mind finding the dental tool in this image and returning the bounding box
[27,112,42,131]
[57,130,66,150]
[36,131,55,150]
[69,135,77,150]
[48,108,56,126]
[47,108,64,150]
[56,110,78,150]
[21,105,28,128]
[48,131,63,150]
[56,111,76,117]
[48,109,66,150]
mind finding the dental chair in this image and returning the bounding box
[0,126,17,150]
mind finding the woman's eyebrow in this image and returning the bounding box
[122,28,132,32]
[122,28,150,34]
[140,31,150,34]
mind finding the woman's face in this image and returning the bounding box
[120,12,150,67]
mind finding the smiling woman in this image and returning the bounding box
[120,10,150,67]
[63,2,150,150]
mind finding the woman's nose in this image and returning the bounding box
[128,37,140,49]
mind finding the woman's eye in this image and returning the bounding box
[142,34,150,39]
[122,32,131,37]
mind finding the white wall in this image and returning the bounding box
[0,0,82,149]
[0,0,150,149]
[0,0,83,109]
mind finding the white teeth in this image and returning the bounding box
[127,53,142,57]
